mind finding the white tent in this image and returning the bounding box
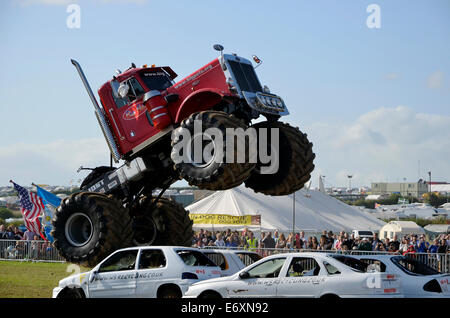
[379,221,425,239]
[186,186,385,234]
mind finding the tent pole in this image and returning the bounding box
[292,192,296,236]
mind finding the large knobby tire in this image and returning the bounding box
[52,192,133,267]
[134,196,193,247]
[244,121,315,196]
[171,111,255,190]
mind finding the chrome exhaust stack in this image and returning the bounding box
[71,59,121,163]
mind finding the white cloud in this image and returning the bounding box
[305,106,450,188]
[427,70,444,89]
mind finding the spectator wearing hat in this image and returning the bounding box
[358,237,372,251]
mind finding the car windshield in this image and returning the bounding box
[176,250,217,267]
[140,71,172,91]
[391,256,440,275]
[330,255,368,273]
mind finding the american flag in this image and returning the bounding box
[12,181,45,240]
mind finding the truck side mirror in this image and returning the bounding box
[118,82,130,99]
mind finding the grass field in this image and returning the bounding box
[0,261,89,298]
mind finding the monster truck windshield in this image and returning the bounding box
[140,72,172,91]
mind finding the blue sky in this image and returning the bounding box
[0,0,449,188]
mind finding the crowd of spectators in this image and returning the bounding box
[0,224,55,260]
[192,227,450,256]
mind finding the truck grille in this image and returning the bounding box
[228,60,263,93]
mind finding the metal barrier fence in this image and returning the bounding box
[0,240,65,262]
[1,239,448,274]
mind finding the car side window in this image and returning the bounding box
[98,250,138,273]
[204,252,227,270]
[138,250,166,269]
[246,258,286,279]
[176,250,217,267]
[359,259,386,272]
[286,257,320,277]
[236,252,262,266]
[323,261,341,275]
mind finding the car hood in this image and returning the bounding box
[58,272,89,288]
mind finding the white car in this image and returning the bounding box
[53,246,222,298]
[202,249,262,276]
[184,252,401,299]
[350,254,450,298]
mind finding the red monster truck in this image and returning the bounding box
[52,45,315,266]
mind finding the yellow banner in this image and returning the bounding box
[189,214,261,226]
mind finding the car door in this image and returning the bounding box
[227,257,286,298]
[276,256,325,297]
[88,249,138,298]
[135,249,168,298]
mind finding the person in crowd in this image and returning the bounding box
[404,244,417,256]
[429,239,440,253]
[214,233,226,247]
[273,230,279,245]
[13,227,23,240]
[246,231,258,250]
[389,235,400,251]
[261,232,276,249]
[342,232,354,250]
[327,231,335,246]
[374,241,386,252]
[416,235,430,253]
[387,245,397,254]
[399,237,410,254]
[276,233,287,249]
[4,226,19,240]
[371,233,382,251]
[334,235,345,251]
[410,235,418,249]
[258,232,266,248]
[0,224,6,239]
[437,239,449,254]
[358,237,372,251]
[23,229,37,241]
[294,233,304,249]
[305,236,314,249]
[311,236,319,250]
[298,231,307,246]
[318,235,329,250]
[227,232,240,248]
